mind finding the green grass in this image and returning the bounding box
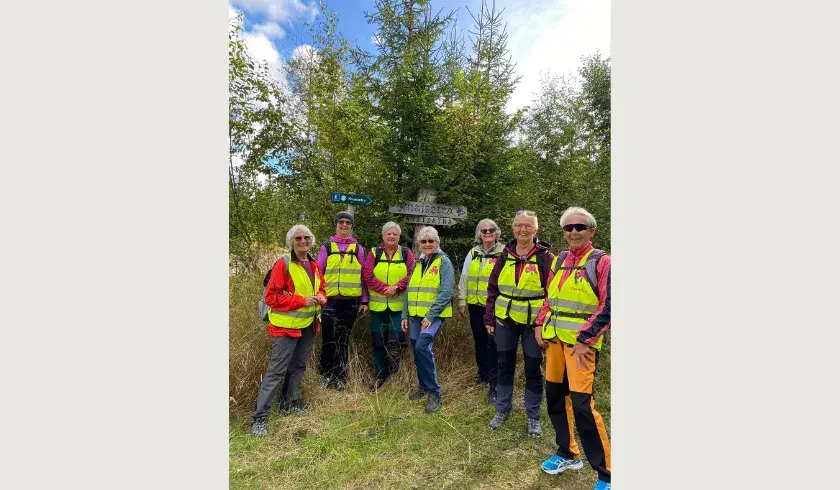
[230,271,610,490]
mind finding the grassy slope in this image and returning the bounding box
[230,271,610,490]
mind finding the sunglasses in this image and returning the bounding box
[419,239,436,244]
[480,229,495,235]
[337,219,352,225]
[563,224,590,232]
[516,210,536,216]
[294,236,312,242]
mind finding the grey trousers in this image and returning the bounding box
[252,325,316,421]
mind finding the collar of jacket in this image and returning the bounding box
[503,238,551,260]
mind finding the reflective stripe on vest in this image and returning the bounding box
[368,247,408,312]
[323,242,362,297]
[267,255,322,329]
[541,248,604,350]
[466,246,500,306]
[494,252,545,325]
[407,256,452,318]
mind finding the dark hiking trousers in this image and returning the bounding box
[493,319,543,420]
[318,298,359,383]
[252,325,316,421]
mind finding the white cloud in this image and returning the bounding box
[253,22,286,39]
[502,0,610,112]
[230,0,318,23]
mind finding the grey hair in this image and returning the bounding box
[416,226,442,253]
[381,221,401,236]
[285,224,316,249]
[559,207,597,228]
[513,210,539,230]
[474,218,502,244]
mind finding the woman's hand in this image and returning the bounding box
[401,319,409,332]
[421,317,432,330]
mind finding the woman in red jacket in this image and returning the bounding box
[251,224,327,437]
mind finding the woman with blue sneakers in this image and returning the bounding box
[401,226,454,413]
[534,207,612,490]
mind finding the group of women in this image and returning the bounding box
[248,207,612,490]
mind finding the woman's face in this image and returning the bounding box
[479,225,497,247]
[512,215,537,243]
[419,236,438,256]
[562,214,595,250]
[335,218,353,238]
[382,227,400,248]
[292,231,313,255]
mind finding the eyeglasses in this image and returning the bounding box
[337,219,352,225]
[563,224,590,232]
[480,229,495,235]
[516,210,536,216]
[513,224,535,230]
[419,239,436,244]
[294,236,312,242]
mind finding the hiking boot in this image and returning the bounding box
[540,454,584,475]
[489,411,510,431]
[408,388,426,401]
[425,393,442,413]
[250,418,267,437]
[321,376,333,388]
[276,399,291,414]
[527,418,542,437]
[593,480,612,490]
[332,378,346,391]
[487,387,498,404]
[285,399,307,415]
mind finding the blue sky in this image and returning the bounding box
[229,0,610,112]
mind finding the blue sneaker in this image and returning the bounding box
[593,480,611,490]
[540,454,584,475]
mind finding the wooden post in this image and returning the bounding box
[412,189,436,256]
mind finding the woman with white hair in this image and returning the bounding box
[251,224,327,437]
[363,221,416,390]
[457,218,504,404]
[535,206,611,490]
[401,226,454,413]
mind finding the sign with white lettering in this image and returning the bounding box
[388,201,467,218]
[404,216,458,227]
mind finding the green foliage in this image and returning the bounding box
[228,1,611,266]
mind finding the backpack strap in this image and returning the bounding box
[552,249,603,298]
[263,254,290,288]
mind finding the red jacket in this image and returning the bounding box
[535,241,611,346]
[264,253,327,338]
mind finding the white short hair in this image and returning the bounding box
[416,226,440,243]
[559,207,597,228]
[382,221,401,236]
[474,218,502,244]
[285,224,315,249]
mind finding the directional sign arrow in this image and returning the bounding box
[331,192,374,206]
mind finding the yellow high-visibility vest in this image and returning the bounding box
[466,245,501,306]
[407,256,452,318]
[368,246,408,312]
[494,251,546,325]
[323,241,362,297]
[267,254,322,329]
[541,248,605,350]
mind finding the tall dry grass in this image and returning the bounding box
[230,268,483,410]
[229,267,610,423]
